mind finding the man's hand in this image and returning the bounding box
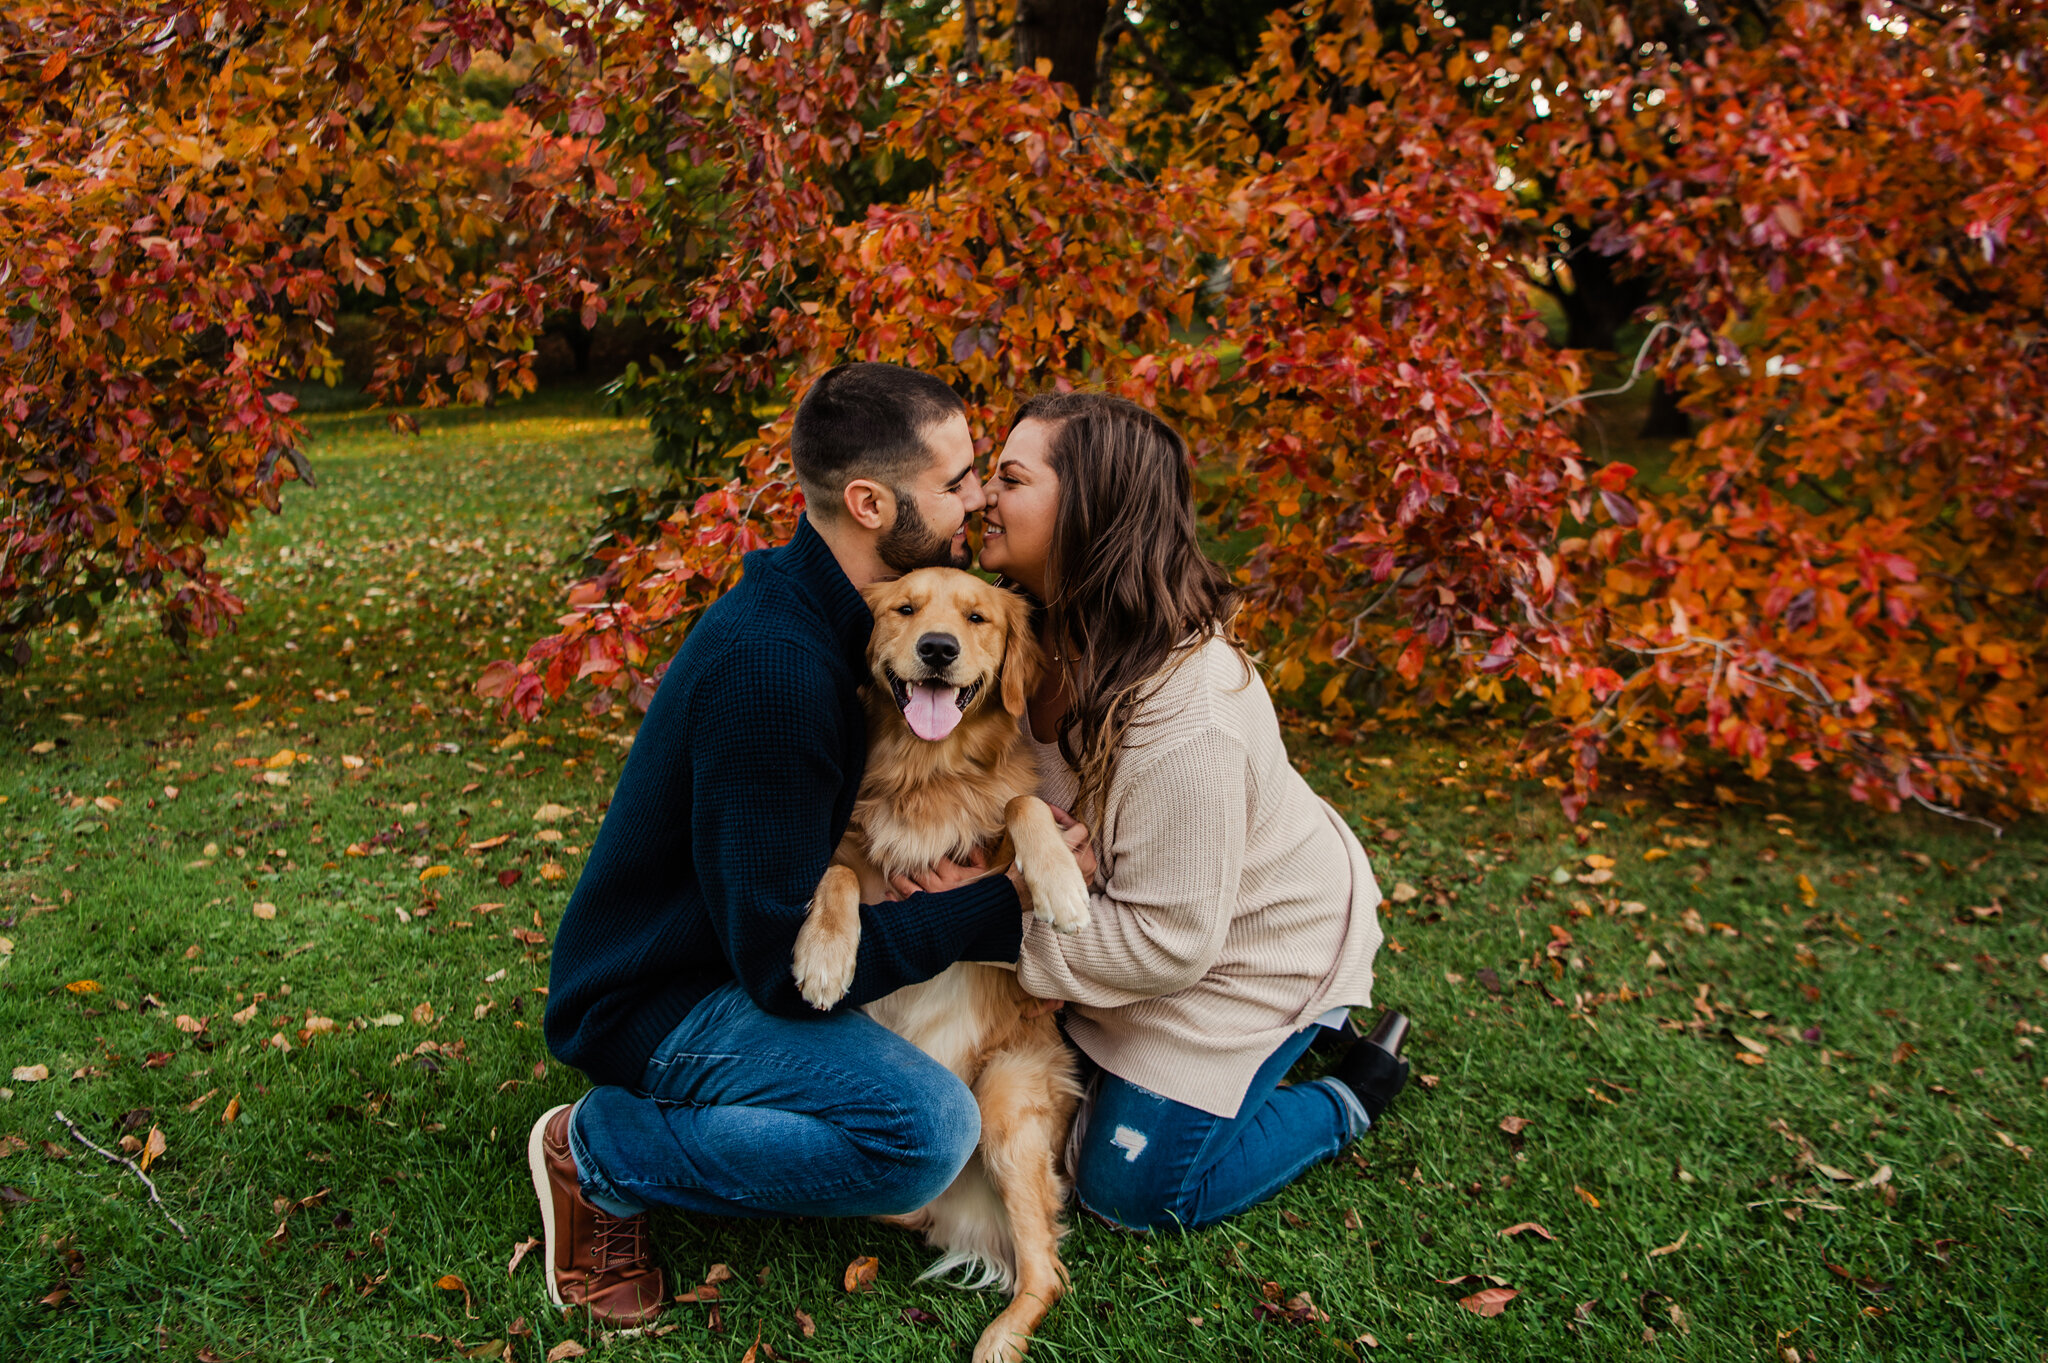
[888,844,991,900]
[1047,804,1098,883]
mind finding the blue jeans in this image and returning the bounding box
[1072,1025,1366,1232]
[568,981,981,1219]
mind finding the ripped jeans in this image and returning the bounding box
[1070,1024,1366,1232]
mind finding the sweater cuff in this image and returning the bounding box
[949,874,1025,964]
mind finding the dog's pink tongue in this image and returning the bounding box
[904,682,964,741]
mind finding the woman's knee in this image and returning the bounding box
[1072,1126,1192,1232]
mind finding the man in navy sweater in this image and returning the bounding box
[527,364,1043,1323]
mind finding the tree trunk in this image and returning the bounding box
[1013,0,1111,105]
[1639,376,1692,439]
[1555,240,1648,354]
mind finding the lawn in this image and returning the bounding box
[2,390,2043,1363]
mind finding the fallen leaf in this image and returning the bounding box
[182,1088,218,1113]
[545,1340,588,1361]
[469,834,513,852]
[40,1140,68,1160]
[64,979,100,994]
[437,1273,476,1317]
[1342,1207,1363,1230]
[498,869,523,888]
[1458,1287,1518,1318]
[412,1002,434,1025]
[537,861,567,882]
[221,1093,242,1124]
[232,1003,260,1025]
[140,1126,166,1172]
[1498,1222,1556,1241]
[842,1255,880,1292]
[1734,1035,1771,1057]
[793,1308,816,1338]
[1498,1115,1532,1135]
[11,1064,48,1083]
[1797,873,1818,908]
[252,902,277,920]
[175,1014,207,1034]
[1357,1333,1379,1348]
[1574,1184,1602,1208]
[371,1013,403,1027]
[506,1236,541,1276]
[1388,882,1419,903]
[901,1307,940,1326]
[532,803,573,823]
[420,865,453,882]
[740,1327,763,1363]
[1436,1273,1510,1288]
[704,1263,735,1285]
[342,755,365,770]
[1648,1229,1690,1258]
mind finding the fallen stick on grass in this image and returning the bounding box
[51,1110,190,1240]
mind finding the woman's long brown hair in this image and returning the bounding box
[1011,392,1241,827]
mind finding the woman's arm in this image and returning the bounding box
[1016,730,1247,1007]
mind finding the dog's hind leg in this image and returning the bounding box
[968,1045,1079,1363]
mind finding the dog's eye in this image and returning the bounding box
[895,604,915,616]
[967,612,987,624]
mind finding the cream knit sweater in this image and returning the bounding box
[1016,636,1384,1119]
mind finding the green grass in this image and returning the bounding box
[2,391,2044,1363]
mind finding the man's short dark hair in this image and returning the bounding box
[790,363,965,518]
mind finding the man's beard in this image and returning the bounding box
[877,494,968,573]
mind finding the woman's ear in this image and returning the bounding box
[998,590,1042,717]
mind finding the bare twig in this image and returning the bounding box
[1544,321,1684,415]
[51,1110,190,1240]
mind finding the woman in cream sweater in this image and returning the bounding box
[975,392,1411,1232]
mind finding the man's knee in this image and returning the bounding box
[864,1065,981,1215]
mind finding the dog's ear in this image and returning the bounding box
[996,588,1042,718]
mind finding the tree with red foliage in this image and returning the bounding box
[0,0,638,656]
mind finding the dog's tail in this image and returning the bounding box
[912,1154,1018,1294]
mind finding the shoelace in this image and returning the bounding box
[591,1210,647,1272]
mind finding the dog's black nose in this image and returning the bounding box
[916,633,960,670]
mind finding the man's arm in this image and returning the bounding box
[692,640,1024,1016]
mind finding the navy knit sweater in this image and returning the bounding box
[545,516,1026,1089]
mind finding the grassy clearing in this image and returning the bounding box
[2,391,2044,1363]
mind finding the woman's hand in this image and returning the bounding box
[1047,804,1098,883]
[888,845,991,900]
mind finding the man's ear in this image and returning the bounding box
[842,477,893,531]
[997,590,1043,718]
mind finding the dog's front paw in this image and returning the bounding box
[792,919,859,1010]
[1027,862,1091,936]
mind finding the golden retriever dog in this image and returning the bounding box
[791,567,1090,1363]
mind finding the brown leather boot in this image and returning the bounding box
[527,1104,666,1325]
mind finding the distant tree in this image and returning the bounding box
[0,0,639,655]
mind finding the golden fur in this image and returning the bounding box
[791,567,1089,1363]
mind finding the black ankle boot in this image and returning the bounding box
[1328,1010,1412,1123]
